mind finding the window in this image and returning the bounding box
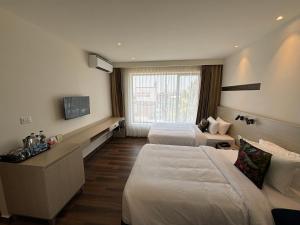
[124,67,200,136]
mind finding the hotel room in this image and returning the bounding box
[0,1,299,225]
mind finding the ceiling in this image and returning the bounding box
[0,0,300,62]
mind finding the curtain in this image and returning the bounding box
[110,68,124,117]
[196,65,223,124]
[123,67,201,137]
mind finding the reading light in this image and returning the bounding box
[234,45,239,48]
[245,118,251,125]
[235,114,256,125]
[117,42,122,46]
[276,16,284,21]
[131,57,136,60]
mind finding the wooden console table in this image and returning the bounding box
[0,117,124,224]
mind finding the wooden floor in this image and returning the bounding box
[1,137,147,225]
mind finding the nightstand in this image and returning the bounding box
[272,208,300,225]
[216,143,239,150]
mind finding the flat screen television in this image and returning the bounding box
[63,96,90,120]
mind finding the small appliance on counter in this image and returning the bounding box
[0,131,49,163]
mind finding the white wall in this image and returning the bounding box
[0,9,112,154]
[221,16,300,124]
[113,58,224,68]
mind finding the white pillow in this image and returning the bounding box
[265,156,300,199]
[258,139,300,201]
[259,139,300,158]
[207,117,219,135]
[216,117,231,135]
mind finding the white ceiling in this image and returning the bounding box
[0,0,300,62]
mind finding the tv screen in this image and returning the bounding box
[63,96,90,120]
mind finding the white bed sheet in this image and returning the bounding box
[148,123,206,146]
[220,150,300,210]
[122,144,274,225]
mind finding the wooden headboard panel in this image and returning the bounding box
[217,106,300,153]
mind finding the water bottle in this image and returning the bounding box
[39,130,46,144]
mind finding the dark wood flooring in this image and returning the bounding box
[1,137,147,225]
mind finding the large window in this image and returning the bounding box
[124,67,200,136]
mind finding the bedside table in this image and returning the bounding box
[216,143,239,150]
[272,208,300,225]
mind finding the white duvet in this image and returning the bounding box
[148,123,206,146]
[122,144,274,225]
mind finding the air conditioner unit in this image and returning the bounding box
[88,54,113,73]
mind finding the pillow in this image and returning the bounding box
[198,119,209,132]
[234,139,272,189]
[265,156,300,200]
[236,136,261,152]
[207,117,219,135]
[259,139,300,158]
[258,139,300,200]
[216,117,231,135]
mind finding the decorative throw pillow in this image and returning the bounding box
[198,119,209,132]
[207,117,219,134]
[216,117,231,135]
[234,139,272,189]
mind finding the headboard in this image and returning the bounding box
[217,106,300,153]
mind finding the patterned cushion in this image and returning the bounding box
[198,119,209,132]
[234,139,272,189]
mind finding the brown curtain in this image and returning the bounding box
[110,68,124,117]
[196,65,223,124]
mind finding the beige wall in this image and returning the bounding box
[221,16,300,125]
[0,9,112,154]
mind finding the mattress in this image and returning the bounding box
[148,123,206,146]
[122,144,274,225]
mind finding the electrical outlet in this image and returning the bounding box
[20,116,32,125]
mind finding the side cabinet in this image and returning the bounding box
[0,147,85,220]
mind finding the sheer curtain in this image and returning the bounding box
[124,67,201,137]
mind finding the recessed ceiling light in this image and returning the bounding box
[234,45,239,48]
[276,16,284,21]
[131,57,136,60]
[117,42,122,46]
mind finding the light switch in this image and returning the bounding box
[20,116,32,125]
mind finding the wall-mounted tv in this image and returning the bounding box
[63,96,90,120]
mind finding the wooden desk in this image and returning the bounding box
[0,117,124,223]
[19,117,123,168]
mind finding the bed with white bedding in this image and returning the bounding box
[122,144,275,225]
[148,123,206,146]
[220,149,300,210]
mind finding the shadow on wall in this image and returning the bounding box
[83,50,91,67]
[51,97,66,121]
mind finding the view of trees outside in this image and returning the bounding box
[131,73,200,124]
